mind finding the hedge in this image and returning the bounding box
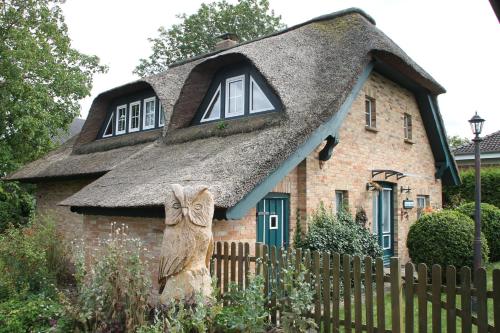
[407,210,489,268]
[456,202,500,261]
[443,167,500,208]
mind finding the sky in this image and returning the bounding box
[61,0,500,138]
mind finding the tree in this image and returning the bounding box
[447,135,470,150]
[0,0,106,230]
[134,0,285,77]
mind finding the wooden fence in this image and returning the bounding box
[210,241,500,333]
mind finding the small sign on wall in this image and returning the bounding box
[403,199,415,209]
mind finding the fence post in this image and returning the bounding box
[476,268,488,333]
[314,251,322,329]
[237,242,244,290]
[230,242,236,284]
[375,258,385,333]
[446,266,456,333]
[244,243,250,287]
[223,242,229,296]
[364,256,374,333]
[461,266,472,333]
[344,254,352,333]
[323,252,331,333]
[390,257,403,333]
[431,264,442,333]
[353,256,362,333]
[216,242,222,296]
[270,246,277,325]
[332,252,341,333]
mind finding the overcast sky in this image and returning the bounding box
[62,0,499,137]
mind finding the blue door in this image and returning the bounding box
[373,184,394,264]
[256,196,289,247]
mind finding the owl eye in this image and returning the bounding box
[172,202,181,209]
[194,203,202,210]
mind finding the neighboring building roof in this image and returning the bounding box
[7,8,459,214]
[454,130,500,155]
[53,118,86,144]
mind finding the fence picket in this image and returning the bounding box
[230,242,236,284]
[216,242,222,296]
[223,242,229,295]
[244,243,250,287]
[238,242,244,289]
[476,268,488,333]
[446,266,456,333]
[270,246,277,325]
[375,258,385,333]
[256,243,262,275]
[314,251,322,329]
[353,256,362,333]
[323,252,331,333]
[305,249,312,284]
[417,263,428,333]
[494,269,500,333]
[405,262,414,333]
[390,257,403,333]
[432,264,442,333]
[262,245,269,298]
[461,267,472,333]
[332,253,341,333]
[344,254,352,333]
[364,256,374,333]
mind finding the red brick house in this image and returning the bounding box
[7,8,459,269]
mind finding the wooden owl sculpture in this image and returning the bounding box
[158,184,214,303]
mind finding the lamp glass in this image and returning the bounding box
[469,113,485,136]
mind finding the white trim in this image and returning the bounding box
[269,214,278,230]
[225,75,245,118]
[200,84,221,123]
[128,101,141,132]
[262,200,266,244]
[143,97,156,130]
[249,76,274,113]
[115,104,127,135]
[281,200,284,246]
[454,152,500,160]
[102,114,114,138]
[158,103,165,127]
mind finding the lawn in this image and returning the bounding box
[333,261,500,332]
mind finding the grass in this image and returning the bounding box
[330,261,500,332]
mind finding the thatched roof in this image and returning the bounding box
[9,8,455,211]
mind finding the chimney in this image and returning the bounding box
[214,33,239,51]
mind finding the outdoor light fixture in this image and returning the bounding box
[469,112,485,277]
[469,112,485,136]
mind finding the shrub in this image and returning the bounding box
[72,223,151,332]
[444,167,500,208]
[456,202,500,261]
[0,216,69,300]
[0,294,65,333]
[0,181,35,233]
[407,210,489,268]
[301,203,382,258]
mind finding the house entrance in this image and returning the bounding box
[373,183,394,264]
[256,195,289,248]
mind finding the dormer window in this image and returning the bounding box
[129,101,140,132]
[193,64,280,125]
[103,113,114,138]
[143,97,156,129]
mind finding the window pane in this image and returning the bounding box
[365,99,371,126]
[130,104,140,130]
[117,107,126,132]
[372,192,378,235]
[203,90,221,120]
[227,78,244,116]
[159,104,165,125]
[250,78,273,112]
[382,190,390,233]
[145,100,155,127]
[104,114,114,136]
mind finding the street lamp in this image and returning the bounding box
[469,112,485,274]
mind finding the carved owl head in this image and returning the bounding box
[164,184,214,227]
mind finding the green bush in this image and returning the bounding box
[0,216,69,300]
[0,294,66,333]
[444,167,500,208]
[301,203,382,258]
[0,181,35,233]
[456,202,500,261]
[407,210,489,268]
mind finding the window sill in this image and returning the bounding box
[365,126,378,133]
[404,138,415,145]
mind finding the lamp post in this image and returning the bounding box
[469,112,485,274]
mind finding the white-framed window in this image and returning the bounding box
[159,103,165,127]
[365,96,376,128]
[116,105,127,135]
[102,113,114,138]
[404,113,413,140]
[143,97,156,129]
[225,75,245,118]
[129,101,140,132]
[201,84,222,123]
[335,190,348,214]
[249,76,273,113]
[269,215,278,229]
[417,195,430,218]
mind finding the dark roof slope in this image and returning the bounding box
[454,130,500,155]
[59,9,448,209]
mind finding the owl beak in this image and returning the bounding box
[181,207,188,217]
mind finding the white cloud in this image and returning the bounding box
[62,0,500,137]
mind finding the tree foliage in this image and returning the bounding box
[447,135,470,150]
[0,0,106,229]
[134,0,285,77]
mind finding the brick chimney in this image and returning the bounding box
[214,33,239,51]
